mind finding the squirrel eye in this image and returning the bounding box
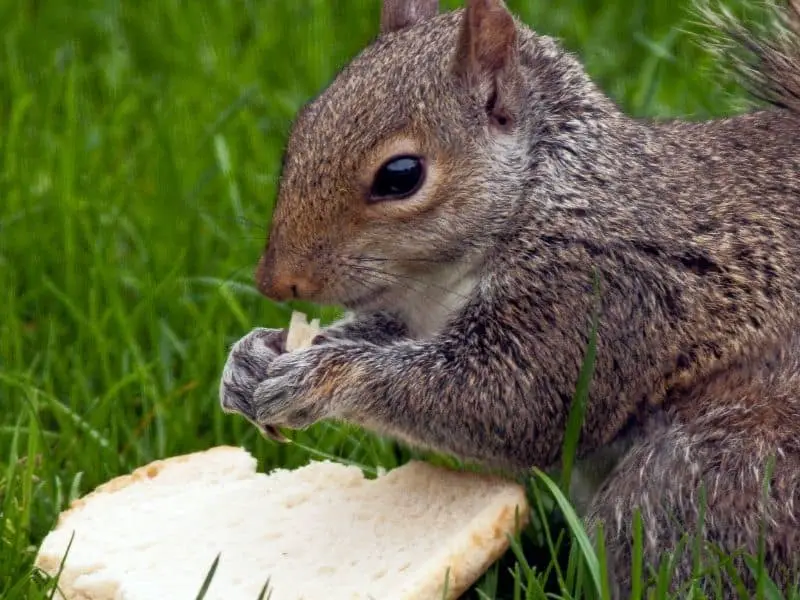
[369,155,425,202]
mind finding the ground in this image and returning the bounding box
[0,0,788,598]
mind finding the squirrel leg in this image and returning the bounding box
[319,310,409,346]
[583,414,800,598]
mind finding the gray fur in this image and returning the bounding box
[221,0,800,594]
[219,328,285,420]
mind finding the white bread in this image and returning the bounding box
[284,310,321,351]
[35,446,529,600]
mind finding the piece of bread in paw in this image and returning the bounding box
[284,310,321,352]
[34,446,529,600]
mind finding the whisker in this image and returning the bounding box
[348,264,464,300]
[349,252,479,266]
[334,271,391,306]
[344,267,403,291]
[345,264,470,314]
[347,263,472,301]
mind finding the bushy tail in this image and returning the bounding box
[699,0,800,113]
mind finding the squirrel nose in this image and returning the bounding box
[255,253,318,301]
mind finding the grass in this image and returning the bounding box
[0,0,796,598]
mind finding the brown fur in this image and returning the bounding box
[221,0,800,595]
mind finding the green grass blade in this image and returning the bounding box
[194,553,222,600]
[630,509,644,600]
[594,521,612,600]
[46,531,76,600]
[256,577,274,600]
[559,271,601,496]
[533,468,603,597]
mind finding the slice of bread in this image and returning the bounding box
[35,446,529,600]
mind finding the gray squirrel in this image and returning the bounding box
[219,0,800,595]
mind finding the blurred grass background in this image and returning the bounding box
[0,0,764,596]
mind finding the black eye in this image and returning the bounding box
[369,155,425,201]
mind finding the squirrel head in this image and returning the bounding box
[256,0,609,310]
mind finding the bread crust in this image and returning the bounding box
[51,445,246,528]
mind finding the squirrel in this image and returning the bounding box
[219,0,800,595]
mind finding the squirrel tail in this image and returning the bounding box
[738,0,800,113]
[700,0,800,114]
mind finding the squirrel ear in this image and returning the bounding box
[454,0,517,79]
[380,0,439,34]
[454,0,519,130]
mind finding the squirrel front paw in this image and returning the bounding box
[219,327,287,420]
[251,346,339,430]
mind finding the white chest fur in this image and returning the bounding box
[398,263,481,340]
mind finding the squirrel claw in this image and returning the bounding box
[259,424,290,443]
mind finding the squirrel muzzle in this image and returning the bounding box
[255,244,320,302]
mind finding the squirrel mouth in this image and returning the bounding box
[344,285,391,310]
